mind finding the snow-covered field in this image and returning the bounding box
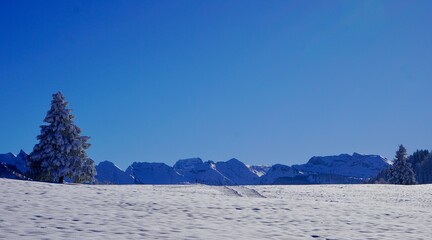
[1,179,431,240]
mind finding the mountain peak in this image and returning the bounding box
[95,160,134,184]
[18,150,27,156]
[226,158,243,164]
[173,158,203,171]
[294,153,390,179]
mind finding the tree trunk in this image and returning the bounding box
[59,176,64,183]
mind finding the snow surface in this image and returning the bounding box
[1,179,431,239]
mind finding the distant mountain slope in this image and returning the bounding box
[174,159,233,185]
[215,159,260,185]
[173,158,203,172]
[248,165,271,177]
[260,164,299,184]
[125,162,184,184]
[0,163,29,180]
[293,153,390,179]
[1,151,391,185]
[95,161,134,184]
[0,153,16,165]
[0,150,29,176]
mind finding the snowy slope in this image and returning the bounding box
[293,153,390,179]
[95,161,134,184]
[1,178,431,239]
[248,165,271,177]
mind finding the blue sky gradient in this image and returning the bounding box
[1,0,432,169]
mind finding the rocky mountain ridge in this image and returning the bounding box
[0,151,390,185]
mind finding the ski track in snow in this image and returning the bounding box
[1,179,432,240]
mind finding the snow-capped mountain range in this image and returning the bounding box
[95,153,390,185]
[0,151,390,185]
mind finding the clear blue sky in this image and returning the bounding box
[1,0,432,170]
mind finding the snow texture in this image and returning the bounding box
[0,178,431,239]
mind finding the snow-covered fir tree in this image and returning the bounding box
[388,145,416,185]
[27,92,96,183]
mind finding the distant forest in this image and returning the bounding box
[372,149,432,184]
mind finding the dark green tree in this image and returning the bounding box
[408,150,430,184]
[388,145,416,185]
[27,92,96,183]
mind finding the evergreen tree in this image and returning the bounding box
[27,92,96,183]
[422,154,432,183]
[388,145,416,185]
[408,150,430,184]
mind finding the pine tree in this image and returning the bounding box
[422,154,432,183]
[27,92,96,183]
[408,150,430,184]
[388,145,416,185]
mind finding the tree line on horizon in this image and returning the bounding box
[17,92,430,185]
[371,145,432,185]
